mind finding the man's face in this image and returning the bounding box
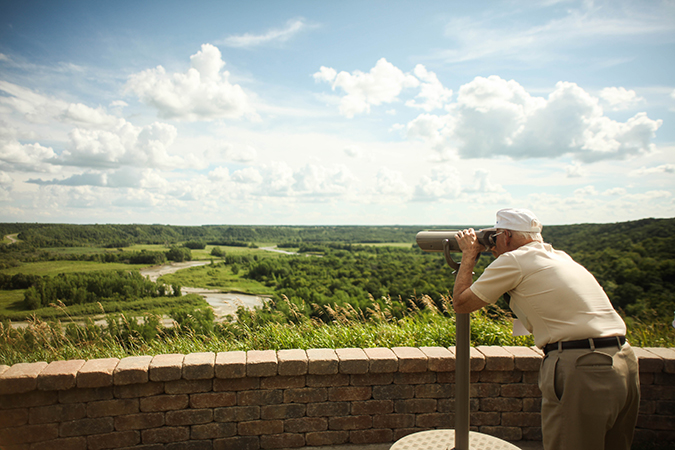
[490,229,510,257]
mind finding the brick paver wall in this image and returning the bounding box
[0,346,673,449]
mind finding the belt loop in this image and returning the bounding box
[588,338,595,351]
[615,336,622,348]
[558,341,563,353]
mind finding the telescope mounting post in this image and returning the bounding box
[389,235,520,450]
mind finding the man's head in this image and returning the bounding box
[487,208,543,256]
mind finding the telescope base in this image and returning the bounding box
[390,429,520,450]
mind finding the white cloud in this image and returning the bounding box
[228,145,258,163]
[404,76,662,163]
[260,162,296,195]
[466,169,505,194]
[0,171,12,186]
[0,81,124,130]
[313,58,419,118]
[28,168,170,190]
[414,166,461,201]
[574,185,598,197]
[220,18,311,48]
[343,145,363,158]
[0,123,58,172]
[124,44,256,121]
[405,65,453,112]
[602,187,627,196]
[629,164,675,176]
[374,167,411,197]
[208,166,230,183]
[599,87,644,111]
[231,167,263,184]
[565,162,586,178]
[293,164,356,197]
[59,121,181,169]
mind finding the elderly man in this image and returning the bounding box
[452,208,640,450]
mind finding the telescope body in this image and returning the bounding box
[416,229,495,253]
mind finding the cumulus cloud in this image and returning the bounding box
[574,185,598,197]
[0,123,58,172]
[220,18,312,48]
[413,166,461,201]
[212,162,357,200]
[603,187,627,196]
[374,167,411,197]
[293,164,356,197]
[404,75,662,163]
[629,164,675,176]
[58,121,181,169]
[344,145,363,158]
[231,167,263,184]
[0,171,11,201]
[28,168,170,190]
[565,162,586,178]
[466,169,505,194]
[313,58,419,118]
[599,87,644,111]
[0,81,123,129]
[125,44,256,121]
[405,65,453,112]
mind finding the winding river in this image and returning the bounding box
[139,261,265,322]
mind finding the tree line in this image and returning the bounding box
[21,271,182,310]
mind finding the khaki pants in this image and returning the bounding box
[539,343,640,450]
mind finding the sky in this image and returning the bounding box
[0,0,674,227]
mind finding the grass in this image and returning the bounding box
[190,243,284,260]
[0,305,533,365]
[0,291,672,366]
[0,293,209,322]
[158,261,274,295]
[0,260,147,277]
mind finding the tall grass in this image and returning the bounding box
[1,295,671,366]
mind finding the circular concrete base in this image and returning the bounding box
[391,430,521,450]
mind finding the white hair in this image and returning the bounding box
[512,230,543,242]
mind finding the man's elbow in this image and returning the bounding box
[452,291,487,314]
[453,302,476,314]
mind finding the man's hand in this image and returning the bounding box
[452,228,489,314]
[454,228,484,259]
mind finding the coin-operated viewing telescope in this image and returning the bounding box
[415,229,496,270]
[394,228,521,450]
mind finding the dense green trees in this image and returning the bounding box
[22,270,181,310]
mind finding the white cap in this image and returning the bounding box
[486,208,542,233]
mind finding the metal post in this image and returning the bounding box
[455,312,470,450]
[390,231,521,450]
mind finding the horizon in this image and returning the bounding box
[3,216,671,229]
[1,1,674,226]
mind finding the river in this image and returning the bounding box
[10,258,269,328]
[139,261,266,322]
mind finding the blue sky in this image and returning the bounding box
[0,0,673,226]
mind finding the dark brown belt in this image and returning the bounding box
[543,336,625,355]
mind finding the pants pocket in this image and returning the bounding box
[540,354,562,402]
[575,351,614,370]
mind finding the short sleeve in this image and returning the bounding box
[470,253,523,304]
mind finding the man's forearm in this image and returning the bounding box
[452,251,479,303]
[452,229,490,313]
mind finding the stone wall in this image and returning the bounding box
[0,346,673,450]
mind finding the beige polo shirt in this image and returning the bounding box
[470,242,626,348]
